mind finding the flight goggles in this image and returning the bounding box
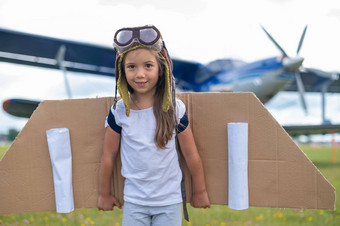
[113,25,163,54]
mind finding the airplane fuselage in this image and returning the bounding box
[194,57,296,104]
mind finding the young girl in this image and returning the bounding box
[97,25,210,225]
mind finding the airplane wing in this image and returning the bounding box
[172,59,201,90]
[283,124,340,136]
[0,27,116,76]
[0,27,201,88]
[284,67,340,93]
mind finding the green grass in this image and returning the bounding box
[0,144,339,225]
[0,144,9,160]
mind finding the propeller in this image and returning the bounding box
[261,25,308,114]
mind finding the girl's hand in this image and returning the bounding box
[190,190,211,208]
[97,194,122,211]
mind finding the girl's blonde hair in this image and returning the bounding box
[122,48,175,149]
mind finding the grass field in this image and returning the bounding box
[0,144,339,225]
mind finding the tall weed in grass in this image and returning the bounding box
[0,144,339,225]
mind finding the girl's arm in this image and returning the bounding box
[177,125,211,208]
[97,127,122,210]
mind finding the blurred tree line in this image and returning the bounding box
[0,128,20,142]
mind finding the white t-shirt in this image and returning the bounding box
[106,99,187,206]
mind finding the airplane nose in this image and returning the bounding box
[282,56,304,72]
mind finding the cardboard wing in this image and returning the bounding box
[0,92,335,214]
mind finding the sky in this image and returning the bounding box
[0,0,340,141]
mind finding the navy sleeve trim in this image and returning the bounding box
[176,112,189,134]
[107,109,122,134]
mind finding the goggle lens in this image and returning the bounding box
[116,30,133,45]
[139,28,158,44]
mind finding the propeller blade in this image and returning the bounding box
[295,72,308,114]
[56,45,72,99]
[261,25,288,57]
[296,25,308,55]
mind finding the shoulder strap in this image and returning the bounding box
[173,76,189,222]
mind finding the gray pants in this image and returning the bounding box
[122,202,182,226]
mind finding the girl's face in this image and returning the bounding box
[124,48,160,97]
